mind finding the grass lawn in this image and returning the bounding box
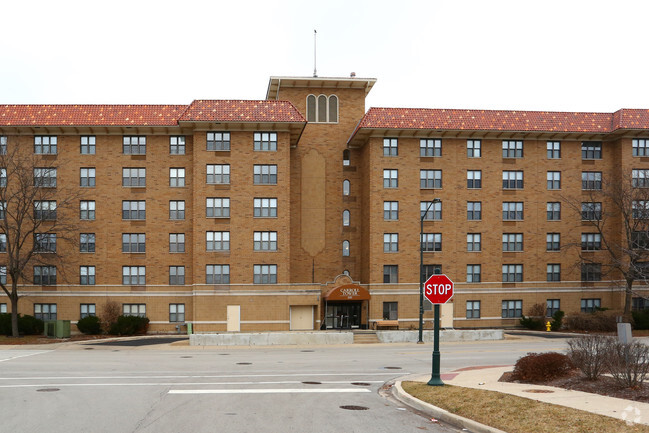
[402,382,649,433]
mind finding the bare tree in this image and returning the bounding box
[0,144,79,337]
[563,172,649,315]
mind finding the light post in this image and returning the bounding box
[418,198,441,344]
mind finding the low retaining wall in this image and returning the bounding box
[377,329,504,343]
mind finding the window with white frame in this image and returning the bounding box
[467,201,481,220]
[502,170,523,189]
[170,136,186,155]
[581,202,602,220]
[254,198,277,218]
[169,233,185,253]
[502,140,523,158]
[581,233,601,250]
[169,200,185,220]
[633,200,649,219]
[467,170,481,189]
[582,171,602,190]
[0,201,4,220]
[467,264,481,283]
[422,264,442,280]
[381,302,398,320]
[34,168,57,187]
[502,202,523,220]
[633,169,649,188]
[122,233,145,253]
[383,265,398,283]
[206,264,230,284]
[207,132,231,151]
[123,136,146,155]
[0,168,5,187]
[383,138,398,156]
[547,141,560,159]
[80,303,96,318]
[33,266,56,285]
[342,210,350,226]
[80,266,95,285]
[169,303,185,322]
[581,298,601,312]
[383,233,398,253]
[253,165,277,184]
[420,170,442,189]
[502,233,523,252]
[122,200,145,220]
[581,141,602,159]
[34,136,57,154]
[0,266,5,285]
[34,233,56,253]
[0,136,6,155]
[207,164,230,184]
[169,168,185,187]
[253,231,277,251]
[206,198,230,218]
[467,139,481,157]
[547,171,561,190]
[546,233,560,251]
[123,303,146,317]
[384,201,398,220]
[80,233,95,253]
[502,264,523,282]
[547,202,561,220]
[80,200,95,220]
[633,139,649,157]
[122,168,145,187]
[466,300,481,318]
[253,264,277,284]
[81,136,96,154]
[122,267,146,285]
[34,201,57,220]
[581,264,601,281]
[343,149,350,166]
[34,303,57,320]
[206,231,229,251]
[254,132,277,151]
[342,240,350,257]
[420,138,441,157]
[421,201,441,220]
[422,233,442,252]
[306,94,338,123]
[80,168,96,187]
[547,264,561,282]
[383,169,398,188]
[502,300,522,318]
[0,233,6,253]
[467,233,481,252]
[343,179,350,196]
[169,266,185,284]
[632,231,649,249]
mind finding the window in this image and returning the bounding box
[581,233,601,250]
[502,171,523,189]
[547,264,561,282]
[633,139,649,157]
[581,298,601,313]
[169,266,185,285]
[633,297,649,310]
[254,132,277,151]
[384,201,399,220]
[582,141,602,159]
[467,139,481,158]
[421,233,442,252]
[123,136,146,154]
[343,149,350,166]
[466,300,481,319]
[581,263,602,281]
[384,138,398,156]
[169,233,185,253]
[254,231,277,251]
[80,201,95,220]
[342,240,350,257]
[80,233,95,253]
[467,201,482,220]
[253,264,277,284]
[547,202,561,221]
[502,264,523,282]
[581,202,602,220]
[383,302,398,320]
[253,165,277,184]
[81,136,96,155]
[582,171,602,190]
[34,168,57,187]
[80,303,96,318]
[421,201,442,220]
[80,168,96,187]
[383,169,398,188]
[34,201,56,220]
[633,201,649,219]
[122,233,145,253]
[306,94,338,123]
[383,265,398,283]
[34,136,57,154]
[547,141,560,159]
[170,136,186,155]
[122,168,146,187]
[502,300,522,318]
[122,200,145,220]
[343,180,350,196]
[34,233,56,253]
[123,303,146,317]
[0,136,6,154]
[207,164,230,184]
[206,198,230,218]
[34,303,57,320]
[633,169,649,188]
[169,304,185,322]
[467,233,481,252]
[0,302,4,312]
[547,171,561,190]
[122,267,146,285]
[546,299,560,316]
[169,200,185,220]
[421,264,442,281]
[503,202,523,220]
[80,266,95,285]
[467,170,482,189]
[169,168,185,187]
[546,233,560,251]
[502,233,523,251]
[206,264,230,284]
[0,168,5,187]
[34,266,56,285]
[207,132,231,151]
[502,140,523,158]
[0,201,4,220]
[631,231,649,249]
[420,139,441,157]
[342,210,350,226]
[383,233,398,253]
[467,264,481,283]
[0,234,6,253]
[254,198,277,218]
[420,170,442,189]
[206,231,229,251]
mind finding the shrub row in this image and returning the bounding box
[512,352,573,382]
[0,313,44,336]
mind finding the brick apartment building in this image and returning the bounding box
[1,75,649,332]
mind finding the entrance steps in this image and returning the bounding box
[352,330,380,344]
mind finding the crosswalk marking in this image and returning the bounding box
[169,388,371,395]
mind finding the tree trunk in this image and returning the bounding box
[10,292,19,338]
[624,278,634,317]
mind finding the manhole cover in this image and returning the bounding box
[218,353,230,356]
[225,413,237,416]
[84,347,94,350]
[351,382,371,386]
[523,389,554,393]
[236,362,252,365]
[180,356,193,358]
[37,388,60,392]
[301,350,314,352]
[302,381,321,385]
[340,405,369,411]
[383,366,402,370]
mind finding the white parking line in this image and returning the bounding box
[0,351,52,363]
[0,380,384,389]
[0,372,399,380]
[169,388,371,394]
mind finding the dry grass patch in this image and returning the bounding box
[402,382,649,433]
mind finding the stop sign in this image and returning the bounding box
[424,274,454,304]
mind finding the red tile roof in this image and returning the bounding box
[180,100,305,123]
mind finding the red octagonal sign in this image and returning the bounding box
[424,274,454,304]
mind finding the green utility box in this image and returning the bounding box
[186,322,192,335]
[43,320,71,338]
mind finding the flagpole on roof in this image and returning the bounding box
[313,29,318,78]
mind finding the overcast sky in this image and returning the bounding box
[1,0,647,112]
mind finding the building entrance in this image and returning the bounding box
[325,302,361,329]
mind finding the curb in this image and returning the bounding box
[392,380,507,433]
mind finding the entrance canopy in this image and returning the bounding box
[323,284,370,301]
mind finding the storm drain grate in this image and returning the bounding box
[340,405,369,411]
[383,366,402,370]
[37,388,60,392]
[351,382,371,386]
[236,362,252,365]
[302,381,322,385]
